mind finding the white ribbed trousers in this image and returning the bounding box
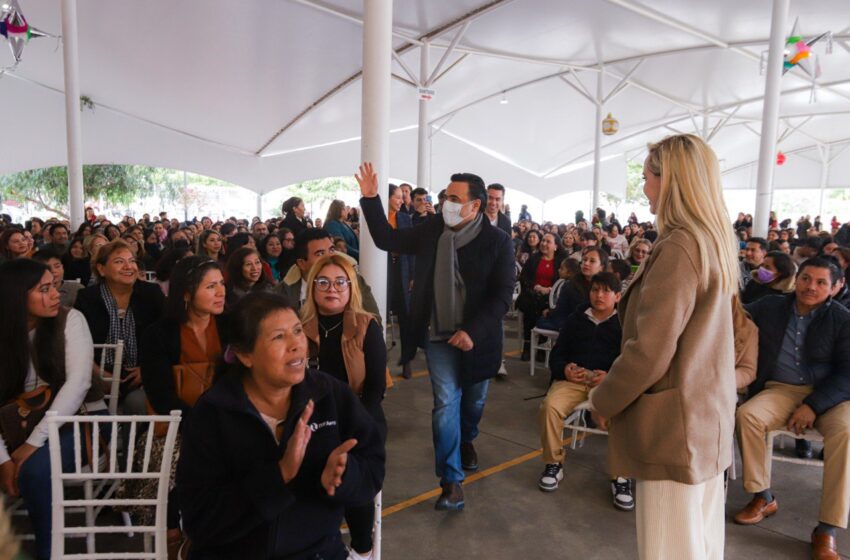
[636,474,725,560]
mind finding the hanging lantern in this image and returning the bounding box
[602,112,619,136]
[776,151,786,166]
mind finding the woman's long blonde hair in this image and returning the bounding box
[646,134,738,294]
[300,253,370,325]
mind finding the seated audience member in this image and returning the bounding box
[333,237,348,254]
[45,223,70,255]
[75,240,165,416]
[225,246,272,310]
[301,254,386,559]
[793,236,824,266]
[735,257,850,559]
[609,259,632,291]
[0,228,29,262]
[258,233,286,283]
[604,224,629,256]
[176,292,385,560]
[517,233,563,361]
[324,200,360,260]
[143,228,163,263]
[197,229,224,263]
[32,248,83,308]
[740,251,796,304]
[546,246,608,331]
[570,232,600,261]
[154,246,194,296]
[517,230,540,266]
[535,259,581,332]
[278,227,298,272]
[538,273,631,508]
[251,220,269,242]
[275,228,380,318]
[739,236,768,291]
[0,259,107,560]
[140,256,228,553]
[733,295,759,394]
[62,237,91,286]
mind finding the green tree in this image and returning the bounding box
[602,160,646,210]
[0,164,159,218]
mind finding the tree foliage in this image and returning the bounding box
[601,160,647,209]
[0,165,161,218]
[272,177,358,217]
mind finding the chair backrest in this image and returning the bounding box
[373,490,382,560]
[145,271,157,282]
[93,342,124,415]
[47,410,182,560]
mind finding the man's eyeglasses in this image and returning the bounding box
[314,277,351,292]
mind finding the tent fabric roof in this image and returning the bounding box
[1,0,849,200]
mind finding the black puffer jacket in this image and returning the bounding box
[177,369,385,560]
[745,294,850,415]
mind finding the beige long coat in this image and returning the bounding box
[590,229,737,484]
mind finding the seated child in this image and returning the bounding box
[537,272,633,511]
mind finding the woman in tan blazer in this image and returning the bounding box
[590,134,740,560]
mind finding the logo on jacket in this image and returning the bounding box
[309,420,337,432]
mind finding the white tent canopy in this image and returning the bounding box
[1,0,849,203]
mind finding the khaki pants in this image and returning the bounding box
[539,380,590,464]
[636,475,725,560]
[736,381,850,528]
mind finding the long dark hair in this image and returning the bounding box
[166,256,222,323]
[215,292,296,381]
[225,247,269,290]
[0,259,66,402]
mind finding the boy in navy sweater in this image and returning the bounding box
[537,273,633,510]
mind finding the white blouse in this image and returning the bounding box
[0,309,99,464]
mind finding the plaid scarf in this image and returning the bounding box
[100,283,138,369]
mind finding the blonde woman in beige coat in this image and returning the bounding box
[590,134,740,560]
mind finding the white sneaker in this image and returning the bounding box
[538,463,563,491]
[497,360,508,376]
[611,477,635,511]
[348,548,373,560]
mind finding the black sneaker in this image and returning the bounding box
[538,463,563,492]
[434,482,465,511]
[461,441,478,471]
[611,477,635,511]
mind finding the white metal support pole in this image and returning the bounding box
[417,42,431,192]
[61,0,84,228]
[753,0,790,238]
[183,170,189,221]
[360,0,392,323]
[818,144,830,219]
[591,67,604,218]
[256,193,263,220]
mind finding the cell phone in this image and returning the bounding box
[631,264,639,274]
[426,195,432,203]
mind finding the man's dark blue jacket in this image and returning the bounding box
[361,196,515,384]
[745,294,850,415]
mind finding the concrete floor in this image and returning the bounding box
[377,330,850,560]
[17,325,849,559]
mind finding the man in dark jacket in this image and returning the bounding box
[735,257,850,559]
[357,163,515,511]
[485,183,512,235]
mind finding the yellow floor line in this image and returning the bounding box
[381,434,586,518]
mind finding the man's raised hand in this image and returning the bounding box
[355,162,379,198]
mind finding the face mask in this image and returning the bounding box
[441,200,469,228]
[756,266,777,284]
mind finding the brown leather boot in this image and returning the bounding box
[733,496,779,525]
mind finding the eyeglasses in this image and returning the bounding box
[314,277,351,292]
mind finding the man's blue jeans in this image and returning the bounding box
[424,340,490,485]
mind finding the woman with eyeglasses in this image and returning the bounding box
[301,254,386,560]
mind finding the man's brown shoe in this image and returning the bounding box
[733,496,778,525]
[811,530,839,560]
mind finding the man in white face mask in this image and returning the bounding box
[356,162,516,512]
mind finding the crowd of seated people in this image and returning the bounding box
[1,195,850,558]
